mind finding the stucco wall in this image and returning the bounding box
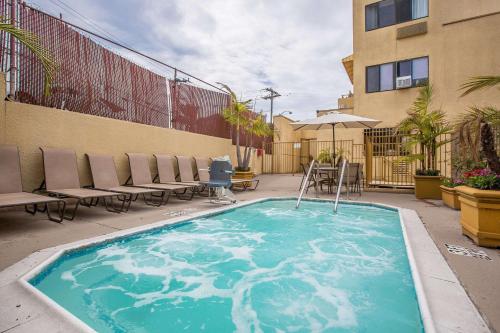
[0,75,262,191]
[352,0,500,127]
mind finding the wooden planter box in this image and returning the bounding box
[456,186,500,248]
[414,175,443,199]
[440,185,461,210]
[233,170,255,189]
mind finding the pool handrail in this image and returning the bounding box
[334,159,348,213]
[296,160,316,209]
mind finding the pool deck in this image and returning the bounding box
[0,174,498,332]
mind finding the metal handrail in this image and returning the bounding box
[334,159,348,213]
[296,160,316,209]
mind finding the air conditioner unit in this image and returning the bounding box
[396,76,412,89]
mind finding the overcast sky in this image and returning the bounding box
[33,0,353,120]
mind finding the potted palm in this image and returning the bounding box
[396,85,452,199]
[454,76,500,247]
[219,83,272,180]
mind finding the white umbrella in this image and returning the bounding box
[290,111,381,156]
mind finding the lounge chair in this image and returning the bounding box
[39,147,127,220]
[125,153,194,204]
[154,154,197,200]
[86,153,166,210]
[0,145,66,222]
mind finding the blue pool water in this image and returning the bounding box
[31,199,424,332]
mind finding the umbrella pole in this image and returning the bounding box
[332,124,336,162]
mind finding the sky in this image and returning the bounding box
[32,0,353,120]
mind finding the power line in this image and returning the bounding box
[46,0,170,77]
[24,1,225,93]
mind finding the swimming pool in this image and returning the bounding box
[29,199,425,332]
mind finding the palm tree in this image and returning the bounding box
[456,76,500,173]
[396,85,452,174]
[219,83,272,171]
[0,18,56,95]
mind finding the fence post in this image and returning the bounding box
[9,0,17,98]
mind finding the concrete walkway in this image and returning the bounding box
[0,174,498,332]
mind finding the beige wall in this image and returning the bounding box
[0,75,262,191]
[352,0,500,127]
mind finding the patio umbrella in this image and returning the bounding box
[290,111,381,157]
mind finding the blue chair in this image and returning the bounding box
[201,160,236,203]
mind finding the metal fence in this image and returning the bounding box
[263,132,452,189]
[0,0,270,146]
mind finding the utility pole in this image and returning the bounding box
[262,88,281,124]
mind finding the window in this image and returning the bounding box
[366,66,380,93]
[365,56,428,93]
[365,0,428,31]
[378,0,396,27]
[412,57,428,86]
[397,60,411,77]
[412,0,428,19]
[380,63,394,91]
[365,3,378,31]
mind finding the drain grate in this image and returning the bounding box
[163,208,198,217]
[445,244,492,261]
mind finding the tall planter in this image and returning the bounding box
[440,185,461,210]
[232,170,255,190]
[414,175,443,199]
[456,186,500,248]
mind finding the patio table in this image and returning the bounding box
[313,166,338,195]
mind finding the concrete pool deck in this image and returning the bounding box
[0,174,498,332]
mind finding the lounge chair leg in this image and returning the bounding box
[25,204,37,215]
[142,193,163,207]
[46,201,66,223]
[62,199,80,221]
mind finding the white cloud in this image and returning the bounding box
[34,0,353,120]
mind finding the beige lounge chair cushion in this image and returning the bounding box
[176,156,197,182]
[133,183,194,191]
[126,153,154,185]
[194,157,211,182]
[0,145,23,194]
[154,154,178,183]
[107,186,162,195]
[52,188,124,199]
[40,147,81,190]
[86,154,121,189]
[0,192,61,207]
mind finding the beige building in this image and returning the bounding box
[270,0,500,181]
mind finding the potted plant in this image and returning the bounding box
[396,85,452,199]
[219,83,272,181]
[454,76,500,247]
[317,148,332,164]
[440,178,464,210]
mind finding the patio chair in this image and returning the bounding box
[196,156,259,191]
[336,162,362,195]
[200,160,237,204]
[86,153,165,210]
[154,154,198,200]
[0,145,66,223]
[126,153,194,204]
[298,162,316,193]
[39,147,127,220]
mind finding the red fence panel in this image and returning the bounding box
[170,81,231,139]
[15,4,169,127]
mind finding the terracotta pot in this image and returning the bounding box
[414,175,443,199]
[440,185,461,210]
[456,186,500,248]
